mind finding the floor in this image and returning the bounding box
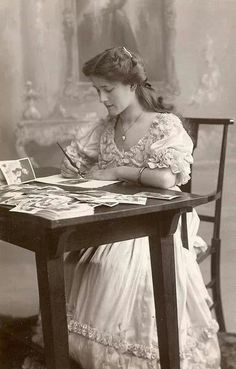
[0,162,235,368]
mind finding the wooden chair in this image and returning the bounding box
[181,117,234,332]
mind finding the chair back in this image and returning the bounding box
[180,117,234,332]
[182,118,233,237]
[182,118,233,195]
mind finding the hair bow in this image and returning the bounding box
[143,79,153,89]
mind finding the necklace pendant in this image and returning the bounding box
[122,135,126,141]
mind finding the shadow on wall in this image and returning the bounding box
[24,141,69,169]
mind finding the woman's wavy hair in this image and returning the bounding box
[82,46,173,113]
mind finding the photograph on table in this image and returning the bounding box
[0,158,36,185]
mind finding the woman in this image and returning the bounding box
[31,47,220,369]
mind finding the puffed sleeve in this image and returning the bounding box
[65,118,108,171]
[147,113,193,186]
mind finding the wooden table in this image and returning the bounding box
[0,181,208,369]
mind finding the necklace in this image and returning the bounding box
[120,112,144,141]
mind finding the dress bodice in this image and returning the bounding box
[98,113,193,186]
[65,112,194,186]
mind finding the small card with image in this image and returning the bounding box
[134,191,180,201]
[0,158,36,185]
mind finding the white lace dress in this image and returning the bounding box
[33,113,221,369]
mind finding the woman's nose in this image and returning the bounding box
[99,90,108,103]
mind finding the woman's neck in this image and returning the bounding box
[119,102,144,125]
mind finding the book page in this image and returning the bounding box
[36,174,120,189]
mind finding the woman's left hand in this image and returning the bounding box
[86,167,118,181]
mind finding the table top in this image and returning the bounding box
[0,179,208,230]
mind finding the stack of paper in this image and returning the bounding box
[0,184,94,219]
[10,197,94,220]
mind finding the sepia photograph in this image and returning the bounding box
[0,158,36,185]
[0,1,236,369]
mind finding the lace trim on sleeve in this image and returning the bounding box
[147,147,193,186]
[151,113,176,139]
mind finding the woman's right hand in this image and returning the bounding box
[61,158,79,178]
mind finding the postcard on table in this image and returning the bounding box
[0,158,36,185]
[70,190,147,206]
[134,191,181,200]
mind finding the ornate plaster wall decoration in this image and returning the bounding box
[22,81,41,120]
[189,35,221,106]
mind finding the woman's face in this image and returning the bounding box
[90,76,135,116]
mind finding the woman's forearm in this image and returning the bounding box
[116,166,176,189]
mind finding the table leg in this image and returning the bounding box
[149,212,180,369]
[35,252,70,369]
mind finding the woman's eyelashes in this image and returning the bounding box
[93,86,114,94]
[104,88,114,93]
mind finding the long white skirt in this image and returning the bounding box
[51,209,220,369]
